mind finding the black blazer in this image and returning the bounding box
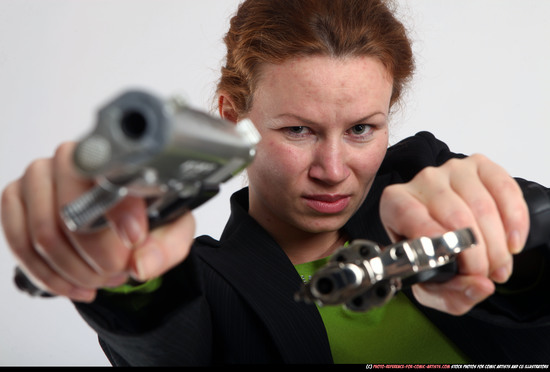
[76,132,550,365]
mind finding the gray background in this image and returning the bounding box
[0,0,548,366]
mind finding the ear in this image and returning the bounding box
[218,92,239,123]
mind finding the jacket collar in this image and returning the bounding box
[198,188,333,363]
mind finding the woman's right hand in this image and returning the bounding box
[1,142,196,303]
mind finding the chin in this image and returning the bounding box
[298,214,350,234]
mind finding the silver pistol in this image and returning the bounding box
[61,90,260,232]
[14,89,260,297]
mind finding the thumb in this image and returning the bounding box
[412,274,495,315]
[129,211,196,282]
[106,195,149,249]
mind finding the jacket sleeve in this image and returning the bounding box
[73,251,214,366]
[378,131,467,183]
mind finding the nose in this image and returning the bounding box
[308,138,350,186]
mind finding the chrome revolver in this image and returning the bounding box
[296,179,550,312]
[295,228,478,312]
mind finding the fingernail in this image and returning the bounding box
[117,214,145,248]
[70,288,96,303]
[105,274,129,288]
[508,230,523,254]
[133,242,163,281]
[491,262,512,283]
[464,286,487,302]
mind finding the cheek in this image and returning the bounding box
[351,144,388,186]
[248,140,308,188]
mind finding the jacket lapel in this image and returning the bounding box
[197,188,333,363]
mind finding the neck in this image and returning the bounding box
[247,190,348,265]
[276,228,347,265]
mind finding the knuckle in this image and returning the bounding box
[1,181,17,206]
[414,165,440,183]
[23,158,50,179]
[469,153,489,164]
[470,197,497,218]
[380,183,401,201]
[1,182,20,221]
[53,141,74,161]
[382,185,418,214]
[445,208,472,229]
[96,252,129,275]
[442,157,462,170]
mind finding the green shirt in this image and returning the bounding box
[295,257,469,364]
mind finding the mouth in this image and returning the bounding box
[302,194,352,214]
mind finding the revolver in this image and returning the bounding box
[296,181,550,312]
[14,89,260,296]
[295,228,477,312]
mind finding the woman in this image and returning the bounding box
[2,0,548,365]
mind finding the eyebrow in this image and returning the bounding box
[274,112,387,126]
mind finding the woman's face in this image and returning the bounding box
[244,55,393,239]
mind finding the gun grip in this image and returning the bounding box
[13,267,53,298]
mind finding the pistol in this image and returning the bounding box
[296,181,550,312]
[14,89,260,296]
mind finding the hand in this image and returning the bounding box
[379,154,530,315]
[1,142,196,302]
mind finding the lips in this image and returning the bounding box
[302,194,351,214]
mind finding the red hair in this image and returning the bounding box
[217,0,414,115]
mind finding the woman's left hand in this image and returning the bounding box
[379,154,530,315]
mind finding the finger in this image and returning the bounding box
[130,211,196,281]
[53,143,133,275]
[412,274,495,316]
[380,181,448,242]
[1,181,30,257]
[106,195,148,249]
[448,156,525,282]
[21,158,118,289]
[407,165,476,231]
[2,179,96,302]
[474,154,530,254]
[451,175,510,282]
[17,260,98,302]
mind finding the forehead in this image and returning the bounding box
[252,55,394,116]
